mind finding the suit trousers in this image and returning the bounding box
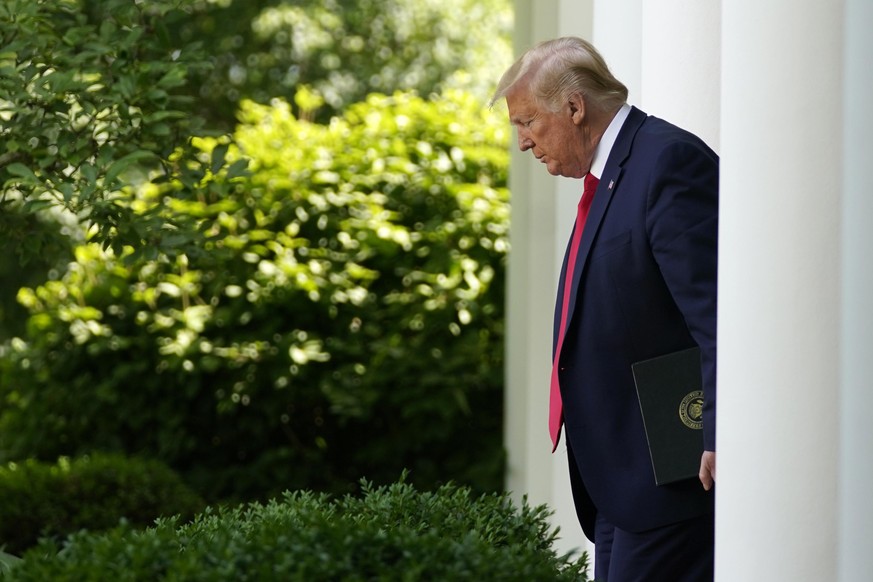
[592,509,714,582]
[567,441,714,581]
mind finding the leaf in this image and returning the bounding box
[147,123,172,137]
[117,75,136,99]
[22,199,55,213]
[58,182,75,203]
[210,143,229,175]
[104,150,158,186]
[80,163,98,184]
[144,110,187,124]
[5,162,39,182]
[0,550,22,572]
[225,159,250,180]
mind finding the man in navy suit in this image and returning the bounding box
[491,37,718,581]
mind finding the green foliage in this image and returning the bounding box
[0,454,205,556]
[0,90,511,502]
[0,551,22,575]
[0,0,226,258]
[5,479,589,581]
[0,0,512,264]
[169,0,513,128]
[0,208,73,341]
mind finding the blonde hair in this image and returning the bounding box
[490,36,628,113]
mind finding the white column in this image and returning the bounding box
[505,0,593,561]
[718,2,843,580]
[640,0,721,149]
[593,0,642,105]
[838,0,873,579]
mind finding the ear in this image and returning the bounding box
[568,92,586,125]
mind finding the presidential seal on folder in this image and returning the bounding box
[632,347,705,486]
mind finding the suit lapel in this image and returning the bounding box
[564,106,648,328]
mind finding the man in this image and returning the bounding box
[491,37,718,581]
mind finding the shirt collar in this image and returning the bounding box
[588,103,631,180]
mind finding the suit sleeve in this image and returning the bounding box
[645,140,719,451]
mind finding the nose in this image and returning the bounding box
[517,130,533,151]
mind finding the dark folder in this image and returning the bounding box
[632,347,705,486]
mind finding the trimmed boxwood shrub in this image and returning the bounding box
[4,479,589,581]
[0,454,205,556]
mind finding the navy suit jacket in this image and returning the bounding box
[555,106,719,540]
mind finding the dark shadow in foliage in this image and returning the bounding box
[0,454,205,556]
[0,209,73,341]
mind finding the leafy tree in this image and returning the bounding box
[165,0,513,128]
[0,90,511,502]
[0,0,513,339]
[0,0,228,259]
[1,0,514,502]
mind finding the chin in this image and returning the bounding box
[562,169,585,179]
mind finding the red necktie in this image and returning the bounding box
[549,172,600,451]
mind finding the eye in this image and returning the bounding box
[511,117,534,130]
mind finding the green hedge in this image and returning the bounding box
[4,479,589,581]
[0,90,510,502]
[0,455,205,555]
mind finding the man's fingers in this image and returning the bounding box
[699,451,716,491]
[699,470,713,491]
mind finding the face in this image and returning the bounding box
[505,85,590,179]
